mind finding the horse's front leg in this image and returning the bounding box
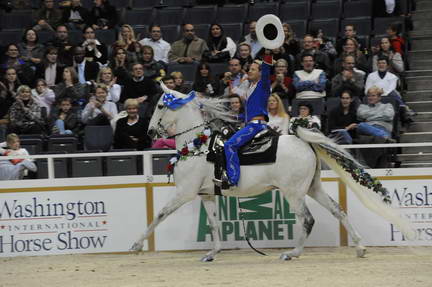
[130,187,197,252]
[200,194,222,262]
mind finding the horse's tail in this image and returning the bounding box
[295,127,416,240]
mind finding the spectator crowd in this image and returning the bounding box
[0,0,416,172]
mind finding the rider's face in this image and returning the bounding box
[247,63,260,82]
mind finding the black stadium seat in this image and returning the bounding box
[309,18,340,38]
[160,25,180,43]
[341,17,372,36]
[95,29,117,46]
[279,2,310,22]
[311,1,341,20]
[123,8,154,26]
[184,6,217,24]
[167,63,198,83]
[220,23,243,43]
[106,150,138,176]
[343,0,373,18]
[373,17,405,35]
[133,0,158,8]
[248,2,280,22]
[0,31,22,45]
[48,136,78,154]
[0,11,33,30]
[71,151,103,177]
[154,7,185,26]
[84,126,113,152]
[19,138,44,155]
[193,23,210,41]
[284,20,308,38]
[215,4,248,24]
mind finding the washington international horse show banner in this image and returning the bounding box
[0,170,431,257]
[0,184,148,257]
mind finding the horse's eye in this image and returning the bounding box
[158,104,164,110]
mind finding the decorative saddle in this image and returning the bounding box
[207,125,279,193]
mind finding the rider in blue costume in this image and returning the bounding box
[217,52,273,189]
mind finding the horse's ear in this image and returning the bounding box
[159,81,188,99]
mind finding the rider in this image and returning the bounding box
[215,51,273,189]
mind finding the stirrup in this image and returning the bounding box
[212,177,235,190]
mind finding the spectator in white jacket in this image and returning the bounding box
[293,53,327,99]
[139,25,171,64]
[32,79,56,115]
[82,83,118,126]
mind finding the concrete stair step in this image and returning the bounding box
[412,9,432,19]
[400,162,432,168]
[410,30,432,37]
[402,145,432,154]
[406,100,432,112]
[400,132,432,143]
[413,112,432,121]
[397,153,432,162]
[406,76,432,91]
[411,38,432,50]
[405,90,432,102]
[405,69,432,77]
[408,51,432,63]
[405,121,432,132]
[409,60,432,70]
[417,1,432,10]
[413,20,432,30]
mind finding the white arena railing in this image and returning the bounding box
[1,142,431,180]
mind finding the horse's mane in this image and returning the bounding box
[193,96,237,123]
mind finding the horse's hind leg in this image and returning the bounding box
[130,190,196,252]
[279,197,314,261]
[200,195,222,262]
[307,182,366,258]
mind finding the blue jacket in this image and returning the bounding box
[245,60,271,122]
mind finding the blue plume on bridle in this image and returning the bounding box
[163,91,196,110]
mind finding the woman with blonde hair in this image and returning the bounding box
[282,23,300,56]
[113,24,141,61]
[82,83,118,125]
[170,71,191,93]
[334,38,369,74]
[97,67,121,103]
[267,93,289,135]
[236,42,253,71]
[9,85,45,134]
[114,98,152,150]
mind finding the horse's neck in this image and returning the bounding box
[175,107,207,150]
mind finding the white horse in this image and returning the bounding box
[131,84,414,262]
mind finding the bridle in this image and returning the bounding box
[156,117,216,139]
[152,102,216,139]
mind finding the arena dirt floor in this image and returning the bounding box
[1,247,431,287]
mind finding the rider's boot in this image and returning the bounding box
[212,171,236,190]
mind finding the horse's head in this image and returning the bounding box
[148,82,195,139]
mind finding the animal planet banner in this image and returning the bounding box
[347,180,432,246]
[0,188,148,257]
[153,182,340,251]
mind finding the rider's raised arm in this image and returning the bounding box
[261,53,273,93]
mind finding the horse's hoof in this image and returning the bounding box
[130,242,144,252]
[279,254,292,261]
[356,246,367,258]
[200,256,214,262]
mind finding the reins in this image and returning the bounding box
[165,119,217,139]
[237,198,267,256]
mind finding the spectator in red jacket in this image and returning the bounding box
[386,23,405,56]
